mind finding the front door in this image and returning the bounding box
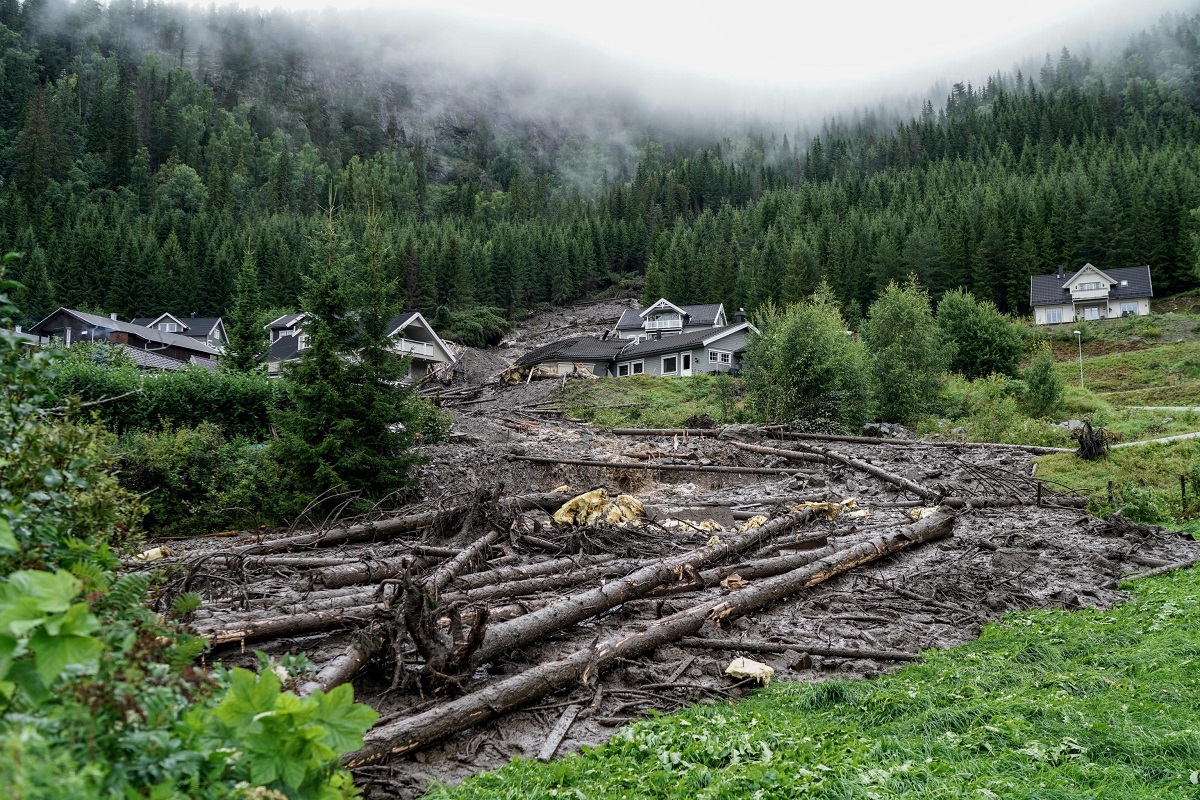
[1083,306,1100,321]
[681,353,692,376]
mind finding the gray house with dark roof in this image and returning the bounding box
[264,309,456,379]
[29,308,221,370]
[131,313,227,350]
[515,299,757,378]
[1030,264,1153,325]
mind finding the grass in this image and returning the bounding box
[429,568,1200,799]
[563,374,749,429]
[1035,439,1200,525]
[1052,341,1200,394]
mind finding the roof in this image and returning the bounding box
[3,327,45,345]
[385,311,420,334]
[1029,265,1153,307]
[515,336,629,368]
[30,308,221,356]
[615,303,725,330]
[267,334,301,364]
[132,314,224,337]
[115,343,216,371]
[618,326,738,360]
[266,312,306,330]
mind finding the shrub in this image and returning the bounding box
[936,288,1023,379]
[434,305,512,348]
[744,291,871,431]
[1024,346,1064,418]
[862,277,952,424]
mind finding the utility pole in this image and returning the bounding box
[1073,330,1083,387]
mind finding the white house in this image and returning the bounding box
[1029,263,1153,325]
[264,310,456,379]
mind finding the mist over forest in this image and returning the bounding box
[4,0,1200,328]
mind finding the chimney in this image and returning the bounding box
[1057,264,1064,279]
[735,308,747,324]
[110,312,119,321]
[14,325,21,333]
[654,330,662,341]
[189,311,196,317]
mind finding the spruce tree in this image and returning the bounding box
[223,249,265,372]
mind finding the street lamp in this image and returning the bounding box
[1073,330,1083,387]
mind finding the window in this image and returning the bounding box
[662,355,678,374]
[1045,308,1063,324]
[159,322,177,332]
[297,333,310,350]
[1076,281,1103,291]
[618,364,630,377]
[1083,307,1100,321]
[709,350,732,364]
[1121,302,1138,315]
[631,361,644,375]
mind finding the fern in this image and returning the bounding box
[104,572,151,613]
[170,592,202,618]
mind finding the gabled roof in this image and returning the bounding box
[616,302,726,330]
[265,312,306,330]
[29,308,221,356]
[386,310,457,364]
[132,313,225,338]
[1029,265,1153,308]
[638,298,688,318]
[618,325,745,360]
[267,334,301,364]
[702,321,759,346]
[515,336,628,368]
[1062,263,1116,289]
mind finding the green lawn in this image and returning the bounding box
[1052,341,1200,395]
[562,374,748,429]
[430,568,1200,799]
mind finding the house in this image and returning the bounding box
[28,308,221,370]
[514,298,757,378]
[264,310,457,379]
[131,312,227,350]
[613,300,732,342]
[1029,264,1153,325]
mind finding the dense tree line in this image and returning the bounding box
[2,0,1200,328]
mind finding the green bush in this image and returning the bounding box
[434,305,512,348]
[49,343,284,438]
[744,291,871,431]
[1024,346,1064,418]
[863,278,952,424]
[936,288,1023,379]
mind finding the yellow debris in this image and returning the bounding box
[789,498,861,520]
[551,485,575,494]
[132,546,171,563]
[739,515,768,530]
[845,509,871,519]
[909,507,939,520]
[724,657,775,686]
[552,489,647,527]
[705,534,721,547]
[720,573,749,590]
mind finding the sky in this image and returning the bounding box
[232,0,1196,91]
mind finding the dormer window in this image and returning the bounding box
[1076,282,1103,291]
[159,322,178,332]
[297,333,310,350]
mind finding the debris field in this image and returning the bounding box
[144,305,1200,798]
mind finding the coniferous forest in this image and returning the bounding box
[3,0,1200,328]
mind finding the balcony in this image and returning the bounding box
[395,337,435,358]
[645,317,683,332]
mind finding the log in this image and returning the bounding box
[442,558,646,604]
[606,427,1071,454]
[343,510,953,766]
[430,530,501,594]
[453,555,618,590]
[1120,554,1200,582]
[202,604,382,647]
[222,492,572,557]
[307,556,425,591]
[537,704,582,762]
[509,454,816,475]
[676,637,921,661]
[298,633,386,695]
[468,508,818,667]
[733,442,939,500]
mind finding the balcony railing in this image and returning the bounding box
[645,317,682,331]
[395,338,435,357]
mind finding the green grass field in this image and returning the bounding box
[430,568,1200,799]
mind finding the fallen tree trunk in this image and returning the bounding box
[733,441,939,501]
[201,604,382,647]
[307,556,427,591]
[676,637,921,661]
[469,508,818,667]
[453,555,617,590]
[607,427,1071,454]
[1120,554,1200,582]
[441,558,646,605]
[429,530,501,594]
[344,510,954,766]
[509,454,818,475]
[298,633,386,695]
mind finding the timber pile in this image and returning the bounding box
[148,416,1200,798]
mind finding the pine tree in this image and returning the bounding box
[223,249,265,372]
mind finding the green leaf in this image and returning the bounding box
[313,683,378,753]
[7,658,50,704]
[0,634,17,680]
[214,667,282,729]
[28,629,103,684]
[0,518,17,552]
